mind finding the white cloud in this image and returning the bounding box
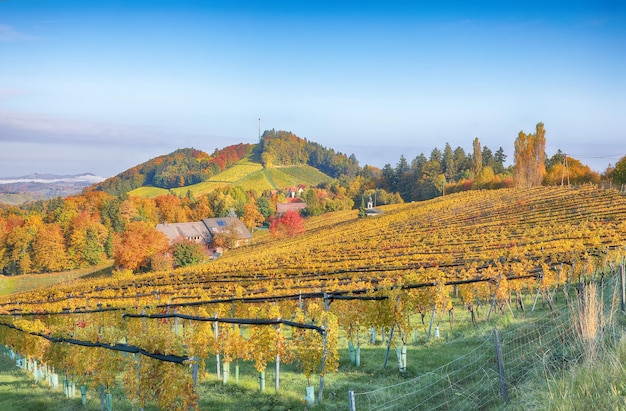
[0,111,174,147]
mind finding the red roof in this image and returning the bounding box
[276,202,307,214]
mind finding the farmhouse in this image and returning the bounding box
[155,217,252,247]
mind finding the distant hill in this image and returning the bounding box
[88,131,360,197]
[89,145,252,196]
[0,173,105,205]
[128,159,333,198]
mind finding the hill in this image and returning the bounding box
[0,173,105,205]
[127,158,332,198]
[89,130,360,197]
[89,145,252,196]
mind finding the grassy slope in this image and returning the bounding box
[0,263,113,297]
[127,158,332,198]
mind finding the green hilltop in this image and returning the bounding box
[128,158,332,198]
[89,130,358,198]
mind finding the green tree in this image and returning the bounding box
[256,197,273,221]
[612,155,626,186]
[443,143,457,182]
[172,239,206,267]
[303,188,323,217]
[473,137,482,175]
[493,147,507,174]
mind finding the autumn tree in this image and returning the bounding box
[67,212,109,267]
[514,122,547,187]
[544,154,600,186]
[113,221,170,271]
[3,215,41,274]
[187,195,215,221]
[211,222,241,249]
[32,223,68,272]
[241,202,264,231]
[270,210,305,238]
[155,194,187,223]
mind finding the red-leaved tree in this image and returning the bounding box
[269,210,305,238]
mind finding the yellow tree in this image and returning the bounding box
[241,202,264,231]
[130,196,160,225]
[514,122,546,187]
[4,214,42,274]
[32,223,68,272]
[67,212,108,267]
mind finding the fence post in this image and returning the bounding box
[619,264,626,313]
[349,390,357,411]
[383,325,395,368]
[493,328,509,404]
[487,277,502,321]
[426,308,436,341]
[318,293,329,405]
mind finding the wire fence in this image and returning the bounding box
[351,272,623,410]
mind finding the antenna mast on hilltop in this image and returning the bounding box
[258,117,261,141]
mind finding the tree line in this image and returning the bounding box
[377,122,614,202]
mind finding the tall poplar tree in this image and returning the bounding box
[514,122,547,187]
[472,138,482,175]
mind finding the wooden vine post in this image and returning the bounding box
[213,313,221,380]
[275,322,280,393]
[493,328,509,403]
[318,293,329,405]
[619,264,626,313]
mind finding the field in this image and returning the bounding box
[1,186,626,409]
[128,158,332,198]
[0,263,113,297]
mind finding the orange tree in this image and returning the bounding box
[113,221,170,271]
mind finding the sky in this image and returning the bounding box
[0,0,624,178]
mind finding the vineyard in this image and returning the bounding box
[127,160,332,199]
[1,185,626,409]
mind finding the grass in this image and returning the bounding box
[127,186,170,198]
[0,354,88,411]
[127,159,333,199]
[206,159,264,183]
[279,165,332,186]
[0,263,113,297]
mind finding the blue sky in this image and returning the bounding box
[0,1,624,177]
